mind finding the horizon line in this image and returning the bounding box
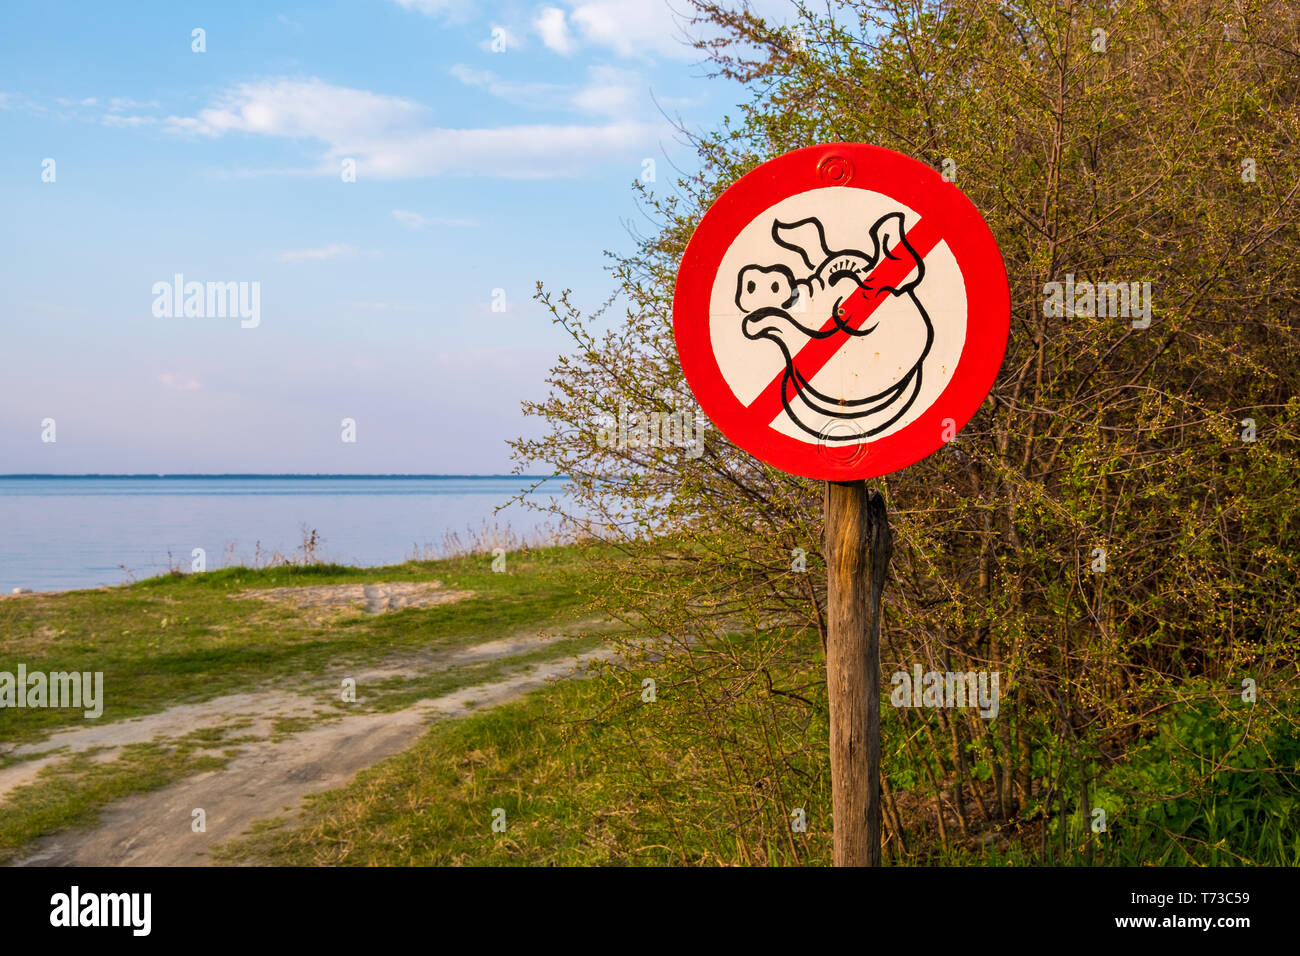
[0,473,566,479]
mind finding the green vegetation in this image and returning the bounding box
[0,547,619,861]
[506,0,1300,865]
[0,735,231,864]
[0,545,607,744]
[352,632,609,713]
[213,635,828,867]
[4,540,1295,866]
[7,0,1300,869]
[214,631,1299,866]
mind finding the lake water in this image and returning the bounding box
[0,476,572,593]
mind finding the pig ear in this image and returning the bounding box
[869,212,924,293]
[772,218,832,272]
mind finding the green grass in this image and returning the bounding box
[0,731,235,864]
[10,544,1293,868]
[0,545,627,862]
[350,631,610,713]
[211,676,650,866]
[0,545,611,744]
[211,647,1300,868]
[212,630,830,867]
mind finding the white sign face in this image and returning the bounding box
[707,187,968,446]
[673,143,1009,480]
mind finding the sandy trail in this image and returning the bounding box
[4,630,617,867]
[0,629,590,798]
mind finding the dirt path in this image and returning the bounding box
[4,632,616,867]
[0,629,593,799]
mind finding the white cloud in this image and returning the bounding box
[279,243,359,262]
[451,63,644,118]
[0,92,42,113]
[167,77,658,179]
[572,65,641,117]
[360,122,653,178]
[390,0,475,22]
[523,1,696,60]
[168,79,427,141]
[391,209,428,229]
[108,96,160,112]
[159,373,201,391]
[448,64,562,109]
[391,209,477,228]
[43,94,162,127]
[536,0,797,61]
[574,1,688,59]
[534,7,576,55]
[103,114,156,128]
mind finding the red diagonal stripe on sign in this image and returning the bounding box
[745,216,946,426]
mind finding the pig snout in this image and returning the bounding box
[736,265,796,314]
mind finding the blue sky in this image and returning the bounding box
[1,0,793,474]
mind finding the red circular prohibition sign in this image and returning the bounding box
[672,143,1010,481]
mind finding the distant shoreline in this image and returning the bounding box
[0,474,565,480]
[0,475,576,593]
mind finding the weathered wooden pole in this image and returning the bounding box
[669,141,1008,864]
[824,480,892,866]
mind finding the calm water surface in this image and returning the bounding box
[0,476,570,592]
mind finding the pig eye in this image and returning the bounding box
[771,281,780,293]
[746,280,756,294]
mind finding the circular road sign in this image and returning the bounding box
[672,142,1009,480]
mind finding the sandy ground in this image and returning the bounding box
[231,580,475,615]
[3,627,616,867]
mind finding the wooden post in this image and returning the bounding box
[824,480,892,866]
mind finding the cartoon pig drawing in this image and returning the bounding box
[737,211,933,440]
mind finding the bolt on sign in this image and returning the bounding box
[672,143,1010,866]
[673,143,1009,479]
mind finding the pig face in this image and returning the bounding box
[733,211,934,441]
[737,265,821,345]
[736,264,797,315]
